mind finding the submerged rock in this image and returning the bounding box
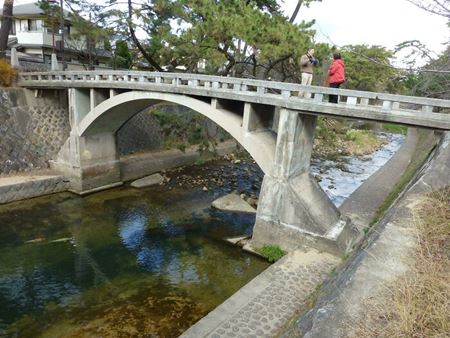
[131,173,164,188]
[212,193,256,213]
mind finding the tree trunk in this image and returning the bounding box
[127,0,163,71]
[290,0,303,23]
[0,0,14,58]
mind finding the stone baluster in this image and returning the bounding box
[347,97,357,105]
[382,100,392,109]
[360,98,369,106]
[313,93,323,103]
[422,105,433,113]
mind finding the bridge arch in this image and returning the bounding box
[77,91,276,174]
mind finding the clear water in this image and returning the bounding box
[0,163,269,338]
[0,132,404,337]
[311,132,405,206]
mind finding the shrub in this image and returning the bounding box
[0,59,17,87]
[258,245,285,263]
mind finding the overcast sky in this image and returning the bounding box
[282,0,448,56]
[4,0,449,58]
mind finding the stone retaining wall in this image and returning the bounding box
[0,88,70,176]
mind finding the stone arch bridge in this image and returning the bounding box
[17,71,450,254]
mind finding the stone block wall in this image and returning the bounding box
[0,88,70,176]
[117,108,162,155]
[117,103,230,155]
[0,89,232,176]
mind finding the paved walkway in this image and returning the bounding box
[181,249,340,338]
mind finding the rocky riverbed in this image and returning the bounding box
[151,132,405,209]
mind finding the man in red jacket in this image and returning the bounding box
[328,53,345,103]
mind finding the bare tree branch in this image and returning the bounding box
[407,0,450,18]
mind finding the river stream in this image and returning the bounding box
[0,132,404,337]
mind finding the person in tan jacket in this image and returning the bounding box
[299,47,318,98]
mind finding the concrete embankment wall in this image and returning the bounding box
[0,88,70,175]
[280,130,449,337]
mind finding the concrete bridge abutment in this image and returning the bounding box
[252,109,357,254]
[51,131,122,194]
[51,88,123,194]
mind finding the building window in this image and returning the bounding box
[27,19,43,32]
[9,20,16,35]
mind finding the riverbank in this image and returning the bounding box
[0,121,389,205]
[0,140,239,204]
[349,188,449,338]
[314,119,388,160]
[280,131,449,337]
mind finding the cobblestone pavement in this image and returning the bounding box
[0,174,69,204]
[181,249,340,338]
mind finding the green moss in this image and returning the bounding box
[257,245,285,263]
[344,129,377,145]
[383,123,408,135]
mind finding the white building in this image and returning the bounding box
[3,2,112,69]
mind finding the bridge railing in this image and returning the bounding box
[18,71,450,115]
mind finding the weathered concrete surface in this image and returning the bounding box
[409,131,450,194]
[252,109,360,255]
[339,128,437,230]
[212,193,256,213]
[50,132,122,194]
[77,91,277,174]
[18,70,450,130]
[180,249,340,338]
[280,131,450,338]
[120,140,237,182]
[130,173,164,188]
[0,174,69,204]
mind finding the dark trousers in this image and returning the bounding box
[329,83,340,104]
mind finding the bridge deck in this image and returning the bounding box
[17,71,450,130]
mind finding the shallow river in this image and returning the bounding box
[0,132,404,337]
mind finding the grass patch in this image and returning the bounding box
[314,117,387,159]
[257,245,285,263]
[349,188,450,337]
[383,123,408,135]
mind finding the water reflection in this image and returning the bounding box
[0,133,404,336]
[0,177,268,337]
